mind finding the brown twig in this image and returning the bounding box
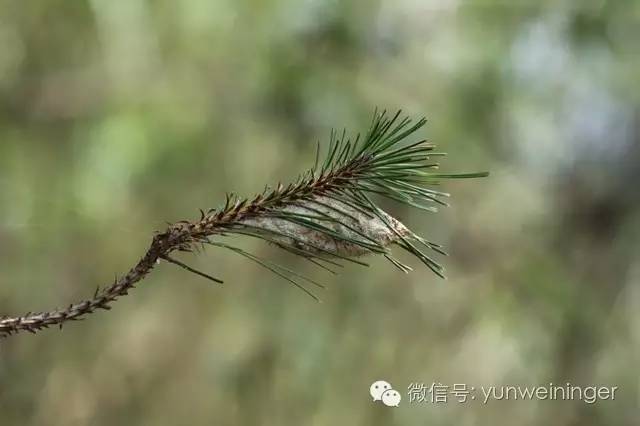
[0,180,324,337]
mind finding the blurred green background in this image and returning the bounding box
[1,0,639,425]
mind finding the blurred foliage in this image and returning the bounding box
[0,0,639,425]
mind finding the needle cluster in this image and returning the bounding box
[0,110,487,337]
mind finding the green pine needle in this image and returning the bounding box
[178,109,489,299]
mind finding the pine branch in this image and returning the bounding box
[0,110,488,338]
